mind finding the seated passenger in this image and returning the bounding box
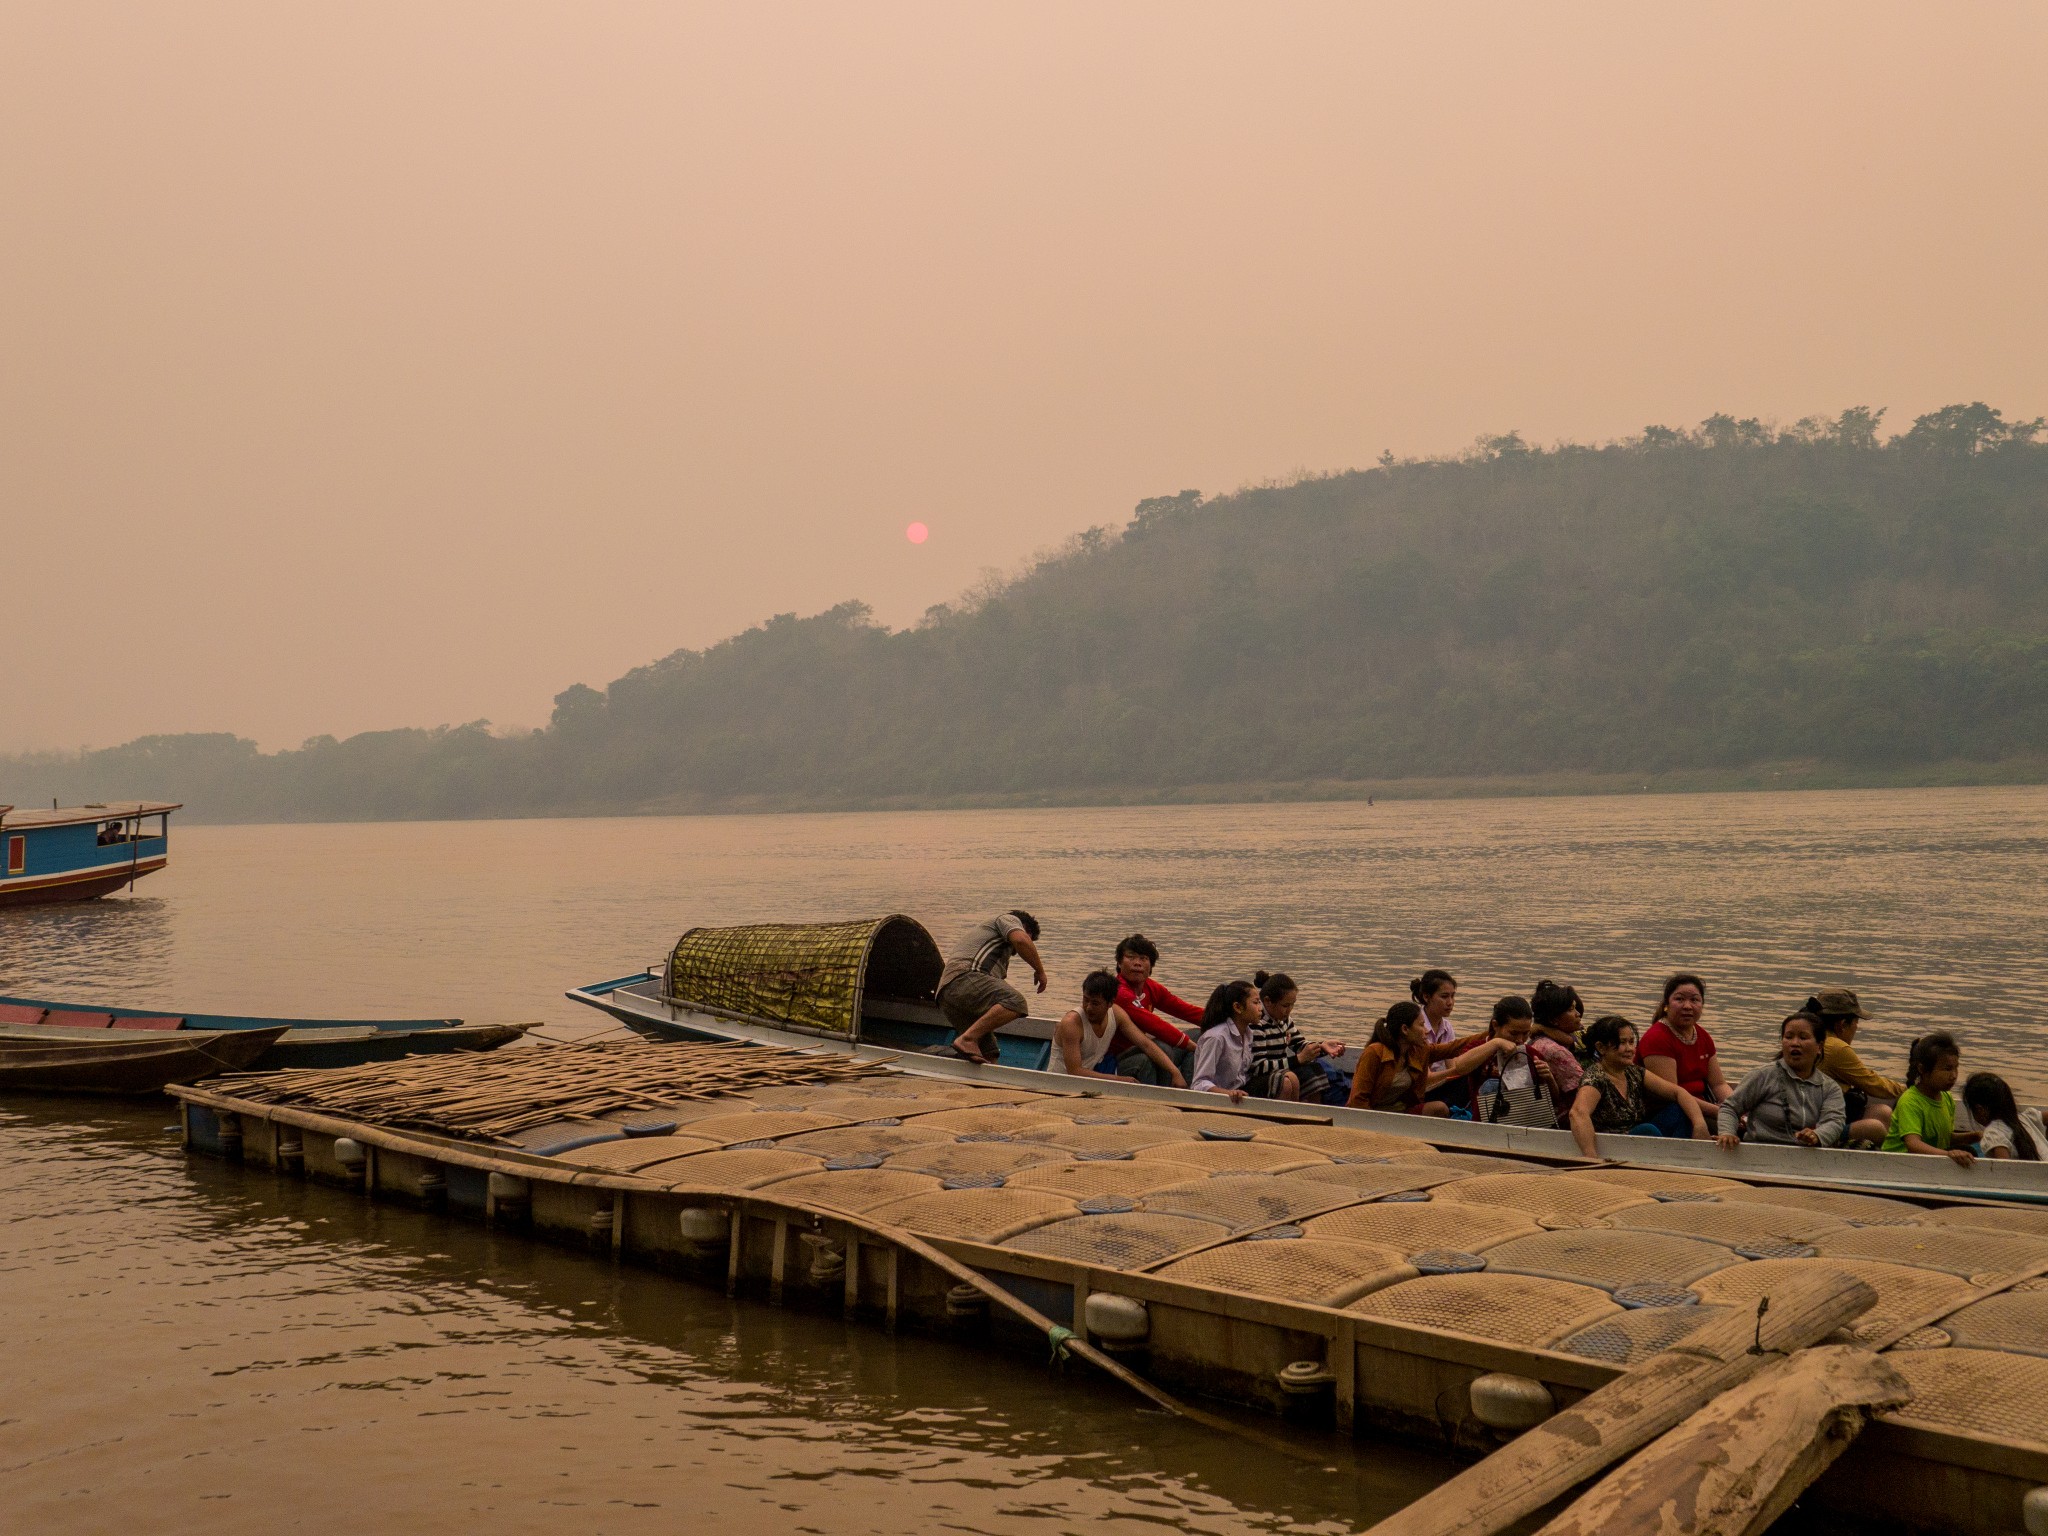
[1190,979,1261,1104]
[1050,970,1186,1086]
[1527,978,1588,1117]
[1808,988,1901,1144]
[1246,970,1345,1103]
[1714,1011,1847,1149]
[1961,1073,2046,1161]
[1638,972,1730,1136]
[1110,933,1203,1086]
[1568,1014,1710,1157]
[1346,1001,1512,1118]
[1474,996,1561,1127]
[1412,968,1470,1111]
[1880,1032,1974,1167]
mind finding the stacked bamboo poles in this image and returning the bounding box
[209,1038,886,1141]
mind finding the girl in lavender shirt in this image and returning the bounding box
[1190,979,1259,1104]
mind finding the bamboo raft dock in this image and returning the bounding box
[174,1039,2048,1535]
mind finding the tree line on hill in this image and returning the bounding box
[8,401,2047,821]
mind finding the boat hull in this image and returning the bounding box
[0,858,168,906]
[0,1024,288,1094]
[0,995,528,1071]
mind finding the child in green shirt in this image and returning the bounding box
[1881,1032,1975,1168]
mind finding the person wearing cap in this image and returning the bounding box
[1809,987,1901,1144]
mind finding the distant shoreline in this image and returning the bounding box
[158,756,2048,824]
[14,430,2048,826]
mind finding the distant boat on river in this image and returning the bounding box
[0,801,180,905]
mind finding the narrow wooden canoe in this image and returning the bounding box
[0,1024,289,1094]
[0,995,530,1070]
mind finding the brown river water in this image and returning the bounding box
[4,787,2047,1533]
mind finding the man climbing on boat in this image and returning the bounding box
[938,909,1047,1064]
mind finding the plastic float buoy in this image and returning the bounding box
[414,1168,446,1201]
[800,1231,844,1283]
[945,1283,989,1319]
[1469,1372,1556,1432]
[1084,1293,1149,1347]
[679,1206,729,1246]
[1277,1360,1336,1396]
[276,1133,304,1171]
[332,1137,365,1170]
[486,1173,530,1218]
[215,1113,242,1156]
[2024,1486,2048,1536]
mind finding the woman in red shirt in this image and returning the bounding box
[1638,973,1732,1137]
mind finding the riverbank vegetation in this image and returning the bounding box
[10,402,2047,821]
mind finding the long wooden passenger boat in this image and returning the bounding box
[0,1023,287,1093]
[568,915,2048,1208]
[0,801,180,905]
[0,995,529,1071]
[171,1035,2048,1535]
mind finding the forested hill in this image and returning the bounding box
[12,403,2048,822]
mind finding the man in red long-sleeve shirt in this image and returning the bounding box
[1111,933,1202,1085]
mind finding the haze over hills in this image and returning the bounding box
[8,403,2047,823]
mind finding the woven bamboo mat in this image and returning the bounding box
[207,1038,886,1141]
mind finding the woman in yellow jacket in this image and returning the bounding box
[1809,987,1900,1144]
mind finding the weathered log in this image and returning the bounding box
[1361,1267,1877,1536]
[1532,1344,1911,1536]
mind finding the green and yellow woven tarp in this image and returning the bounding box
[666,915,942,1038]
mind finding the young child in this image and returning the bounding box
[1962,1073,2047,1161]
[1246,970,1346,1103]
[1881,1032,1975,1167]
[1190,979,1260,1104]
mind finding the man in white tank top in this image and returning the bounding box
[1051,971,1187,1087]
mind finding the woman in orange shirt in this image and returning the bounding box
[1347,1001,1513,1116]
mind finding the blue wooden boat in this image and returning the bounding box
[568,914,2048,1207]
[0,995,530,1071]
[0,801,179,905]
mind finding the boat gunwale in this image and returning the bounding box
[0,993,468,1033]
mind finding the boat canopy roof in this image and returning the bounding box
[666,915,942,1038]
[1,802,182,830]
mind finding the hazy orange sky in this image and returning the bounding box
[4,3,2043,752]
